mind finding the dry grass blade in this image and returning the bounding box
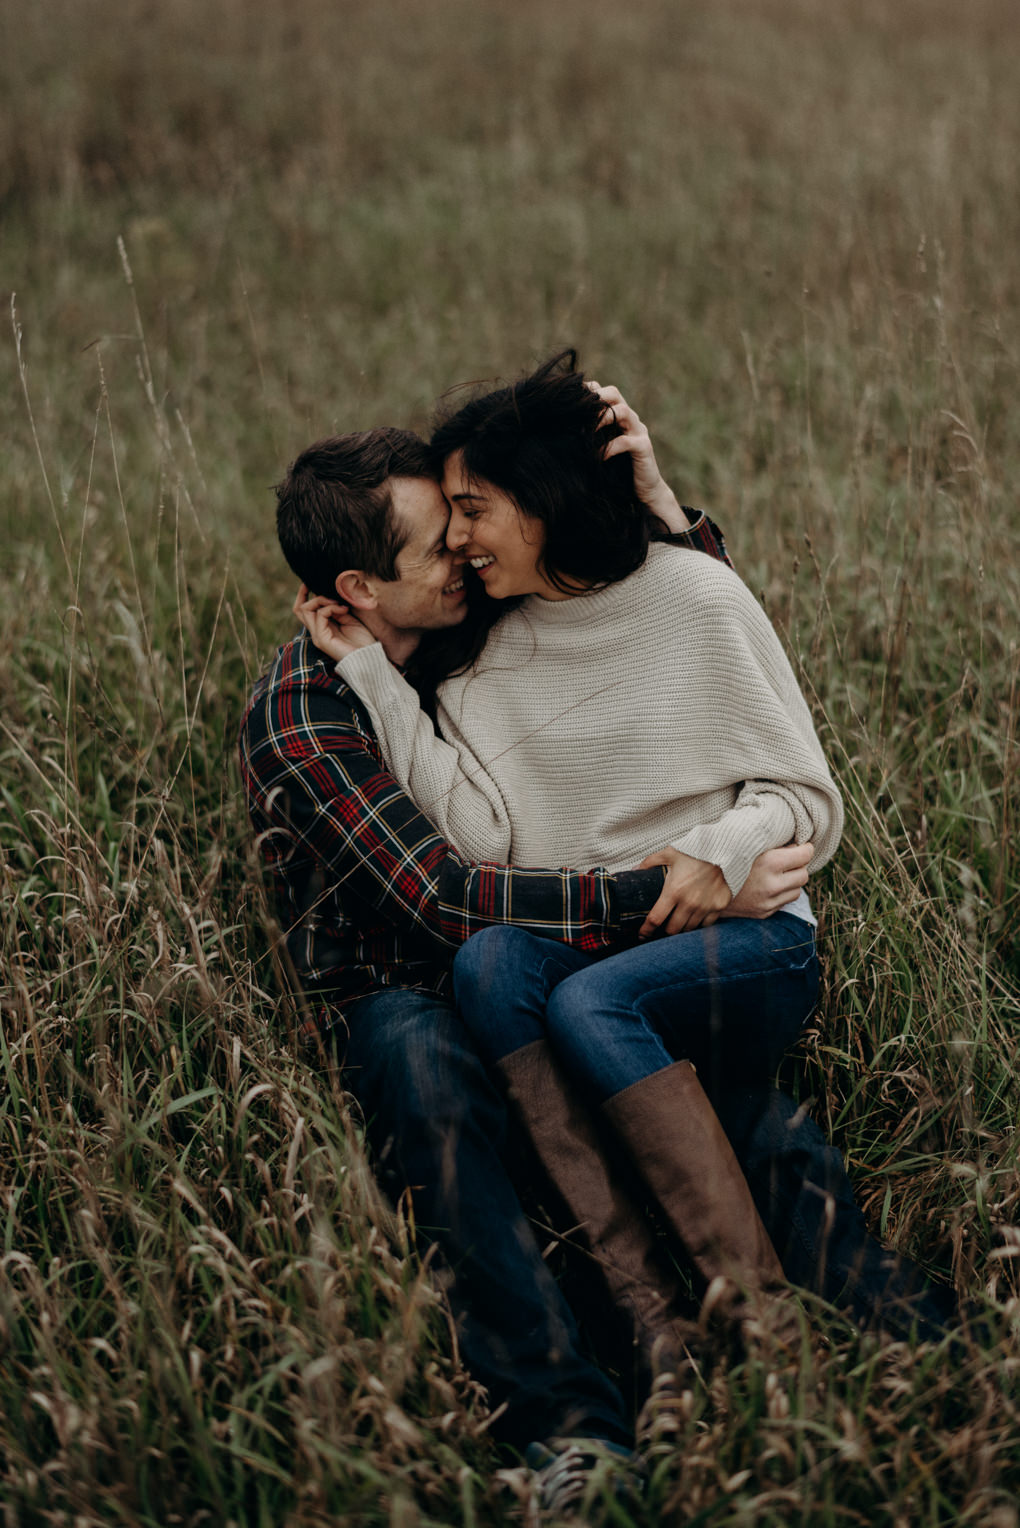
[2,0,1019,1522]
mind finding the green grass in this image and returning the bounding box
[1,0,1019,1520]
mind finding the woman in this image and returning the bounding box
[298,353,843,1362]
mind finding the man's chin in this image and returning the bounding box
[439,590,471,623]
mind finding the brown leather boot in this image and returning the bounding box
[601,1061,783,1300]
[497,1039,699,1379]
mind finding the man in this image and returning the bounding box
[239,422,955,1484]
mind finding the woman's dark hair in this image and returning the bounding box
[429,349,659,595]
[407,351,667,710]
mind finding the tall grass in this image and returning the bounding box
[1,0,1018,1521]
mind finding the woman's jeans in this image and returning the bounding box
[452,921,958,1337]
[452,914,819,1104]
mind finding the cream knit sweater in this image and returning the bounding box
[338,543,843,893]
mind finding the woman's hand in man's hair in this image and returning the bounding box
[588,381,692,532]
[292,584,376,664]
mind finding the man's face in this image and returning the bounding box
[369,476,469,634]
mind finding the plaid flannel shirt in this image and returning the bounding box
[239,512,731,1038]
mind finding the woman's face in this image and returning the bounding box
[442,451,569,601]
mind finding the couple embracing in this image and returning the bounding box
[240,351,954,1504]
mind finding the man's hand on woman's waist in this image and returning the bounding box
[632,841,814,939]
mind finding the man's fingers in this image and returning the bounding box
[591,385,639,432]
[602,427,649,458]
[664,905,718,935]
[638,888,677,939]
[635,851,670,870]
[638,910,665,940]
[643,896,701,938]
[588,382,623,404]
[599,402,638,431]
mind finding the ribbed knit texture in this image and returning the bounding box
[339,544,843,893]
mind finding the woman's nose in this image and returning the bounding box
[446,508,469,550]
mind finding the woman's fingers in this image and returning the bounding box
[721,842,814,919]
[292,584,355,661]
[769,843,812,904]
[308,608,331,644]
[294,586,349,620]
[294,597,376,662]
[640,842,813,934]
[774,842,813,871]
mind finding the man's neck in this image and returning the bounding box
[359,609,421,670]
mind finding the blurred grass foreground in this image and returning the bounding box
[1,0,1019,1522]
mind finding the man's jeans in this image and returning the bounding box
[340,988,630,1449]
[453,924,957,1336]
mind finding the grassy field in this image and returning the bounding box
[2,0,1019,1521]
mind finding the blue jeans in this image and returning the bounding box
[453,924,957,1335]
[339,987,630,1449]
[451,915,819,1103]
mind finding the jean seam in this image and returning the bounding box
[623,955,819,1017]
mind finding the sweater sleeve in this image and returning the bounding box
[664,566,844,893]
[240,646,667,956]
[337,641,515,863]
[672,782,825,896]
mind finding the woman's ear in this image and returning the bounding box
[335,569,378,611]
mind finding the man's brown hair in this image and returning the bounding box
[275,428,436,596]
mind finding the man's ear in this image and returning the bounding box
[335,569,378,611]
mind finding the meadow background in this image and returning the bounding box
[1,0,1018,1521]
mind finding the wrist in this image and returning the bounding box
[615,866,668,926]
[646,480,691,532]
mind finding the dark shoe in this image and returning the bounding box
[836,1244,958,1343]
[525,1437,642,1519]
[498,1039,696,1377]
[602,1061,785,1297]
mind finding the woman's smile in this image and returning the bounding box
[441,451,566,600]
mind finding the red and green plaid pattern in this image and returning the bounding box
[239,513,730,1038]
